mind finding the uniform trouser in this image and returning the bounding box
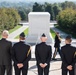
[37,64,50,75]
[62,69,74,75]
[53,47,61,58]
[74,63,76,75]
[0,65,12,75]
[14,65,28,75]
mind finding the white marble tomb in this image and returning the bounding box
[26,12,52,44]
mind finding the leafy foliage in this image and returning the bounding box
[0,8,21,33]
[33,1,76,20]
[57,8,76,36]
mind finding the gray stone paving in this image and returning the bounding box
[11,61,62,75]
[28,61,62,75]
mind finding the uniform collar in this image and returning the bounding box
[20,40,25,43]
[66,44,71,46]
[1,38,6,40]
[41,42,46,44]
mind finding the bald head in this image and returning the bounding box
[40,34,47,42]
[41,37,47,42]
[2,30,9,38]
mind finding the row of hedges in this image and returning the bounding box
[0,8,21,34]
[57,8,76,36]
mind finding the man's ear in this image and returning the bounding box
[40,37,42,40]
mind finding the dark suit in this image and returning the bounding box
[0,38,12,75]
[61,44,76,75]
[12,41,31,75]
[35,42,52,75]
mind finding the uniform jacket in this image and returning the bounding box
[12,41,31,67]
[35,42,52,65]
[61,44,76,69]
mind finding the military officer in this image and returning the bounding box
[61,35,76,75]
[35,33,52,75]
[12,32,31,75]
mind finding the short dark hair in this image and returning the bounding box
[65,35,72,42]
[20,32,25,37]
[41,33,46,37]
[19,32,25,40]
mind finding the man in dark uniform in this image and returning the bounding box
[52,32,61,60]
[12,32,31,75]
[75,52,76,75]
[61,35,76,75]
[0,30,12,75]
[35,33,52,75]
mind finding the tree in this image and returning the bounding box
[18,10,26,21]
[53,4,61,20]
[0,8,8,31]
[61,1,76,10]
[45,3,55,20]
[57,8,76,35]
[33,2,44,12]
[0,8,21,33]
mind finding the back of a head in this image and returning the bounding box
[41,33,47,42]
[56,32,59,34]
[65,35,72,43]
[19,32,25,40]
[41,33,46,37]
[2,30,9,38]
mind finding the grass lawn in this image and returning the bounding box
[50,29,56,39]
[0,25,21,39]
[15,28,28,39]
[9,25,21,34]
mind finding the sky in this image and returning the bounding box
[0,0,76,3]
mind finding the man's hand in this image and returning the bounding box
[43,63,47,68]
[17,63,23,69]
[40,63,44,68]
[67,65,72,70]
[40,63,47,68]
